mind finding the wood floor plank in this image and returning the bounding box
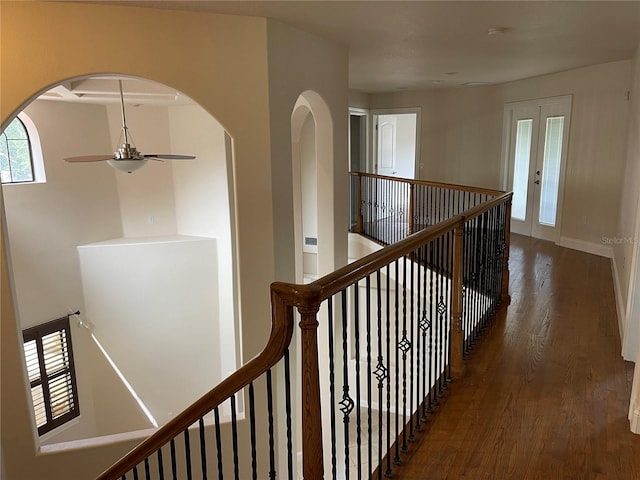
[395,234,640,480]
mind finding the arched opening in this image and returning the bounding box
[1,75,240,448]
[291,91,337,280]
[291,101,318,283]
[291,90,346,475]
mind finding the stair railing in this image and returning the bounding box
[97,175,512,480]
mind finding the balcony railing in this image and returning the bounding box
[97,174,512,480]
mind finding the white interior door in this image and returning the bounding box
[505,96,572,242]
[373,110,419,179]
[376,115,397,176]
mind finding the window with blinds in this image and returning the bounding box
[23,316,80,435]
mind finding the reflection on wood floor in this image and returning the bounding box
[372,234,640,479]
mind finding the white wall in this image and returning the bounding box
[3,101,122,326]
[267,19,349,281]
[371,60,633,250]
[78,236,220,425]
[106,104,177,237]
[1,99,142,444]
[169,105,238,379]
[1,3,350,477]
[2,92,238,464]
[394,113,417,179]
[300,113,318,248]
[611,44,640,431]
[371,85,503,188]
[615,47,640,355]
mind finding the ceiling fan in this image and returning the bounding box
[64,80,195,173]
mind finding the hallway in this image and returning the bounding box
[394,234,640,479]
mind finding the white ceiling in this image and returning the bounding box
[71,0,640,94]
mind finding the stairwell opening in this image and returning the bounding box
[1,74,241,450]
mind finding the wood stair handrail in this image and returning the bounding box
[350,171,506,197]
[274,191,512,306]
[96,178,512,480]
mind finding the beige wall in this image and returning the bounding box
[266,19,349,281]
[3,96,234,445]
[370,85,503,187]
[501,61,632,247]
[613,44,640,430]
[1,2,273,479]
[349,89,370,110]
[371,60,633,249]
[1,100,145,444]
[1,2,350,478]
[107,104,178,237]
[615,47,640,334]
[170,105,239,379]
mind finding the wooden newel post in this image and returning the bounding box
[298,300,324,480]
[451,220,466,378]
[501,198,512,307]
[408,183,415,236]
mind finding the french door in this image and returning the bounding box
[504,96,572,241]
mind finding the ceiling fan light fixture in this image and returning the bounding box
[107,158,148,173]
[64,80,196,172]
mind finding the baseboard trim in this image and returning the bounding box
[558,236,613,258]
[611,254,627,346]
[631,408,640,434]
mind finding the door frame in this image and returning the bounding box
[349,107,371,173]
[371,107,422,179]
[501,95,572,244]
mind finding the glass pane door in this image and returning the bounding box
[504,96,571,242]
[512,119,533,221]
[538,116,564,226]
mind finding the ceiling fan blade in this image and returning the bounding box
[143,154,196,160]
[64,155,115,163]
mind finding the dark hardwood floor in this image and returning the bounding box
[396,234,640,480]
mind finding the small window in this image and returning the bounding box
[23,316,80,435]
[1,117,35,184]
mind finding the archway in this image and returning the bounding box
[1,75,240,447]
[291,91,337,280]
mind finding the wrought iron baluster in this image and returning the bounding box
[354,281,362,480]
[157,448,165,480]
[184,428,193,480]
[230,395,239,480]
[284,349,294,480]
[366,275,373,478]
[374,269,386,480]
[214,407,223,480]
[340,290,354,479]
[327,297,337,480]
[197,418,207,480]
[409,250,420,436]
[393,259,401,465]
[428,240,435,412]
[249,382,258,480]
[133,465,139,480]
[399,255,411,454]
[170,438,177,480]
[434,235,443,398]
[419,242,430,422]
[144,458,150,480]
[385,263,392,477]
[446,230,453,382]
[266,370,277,480]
